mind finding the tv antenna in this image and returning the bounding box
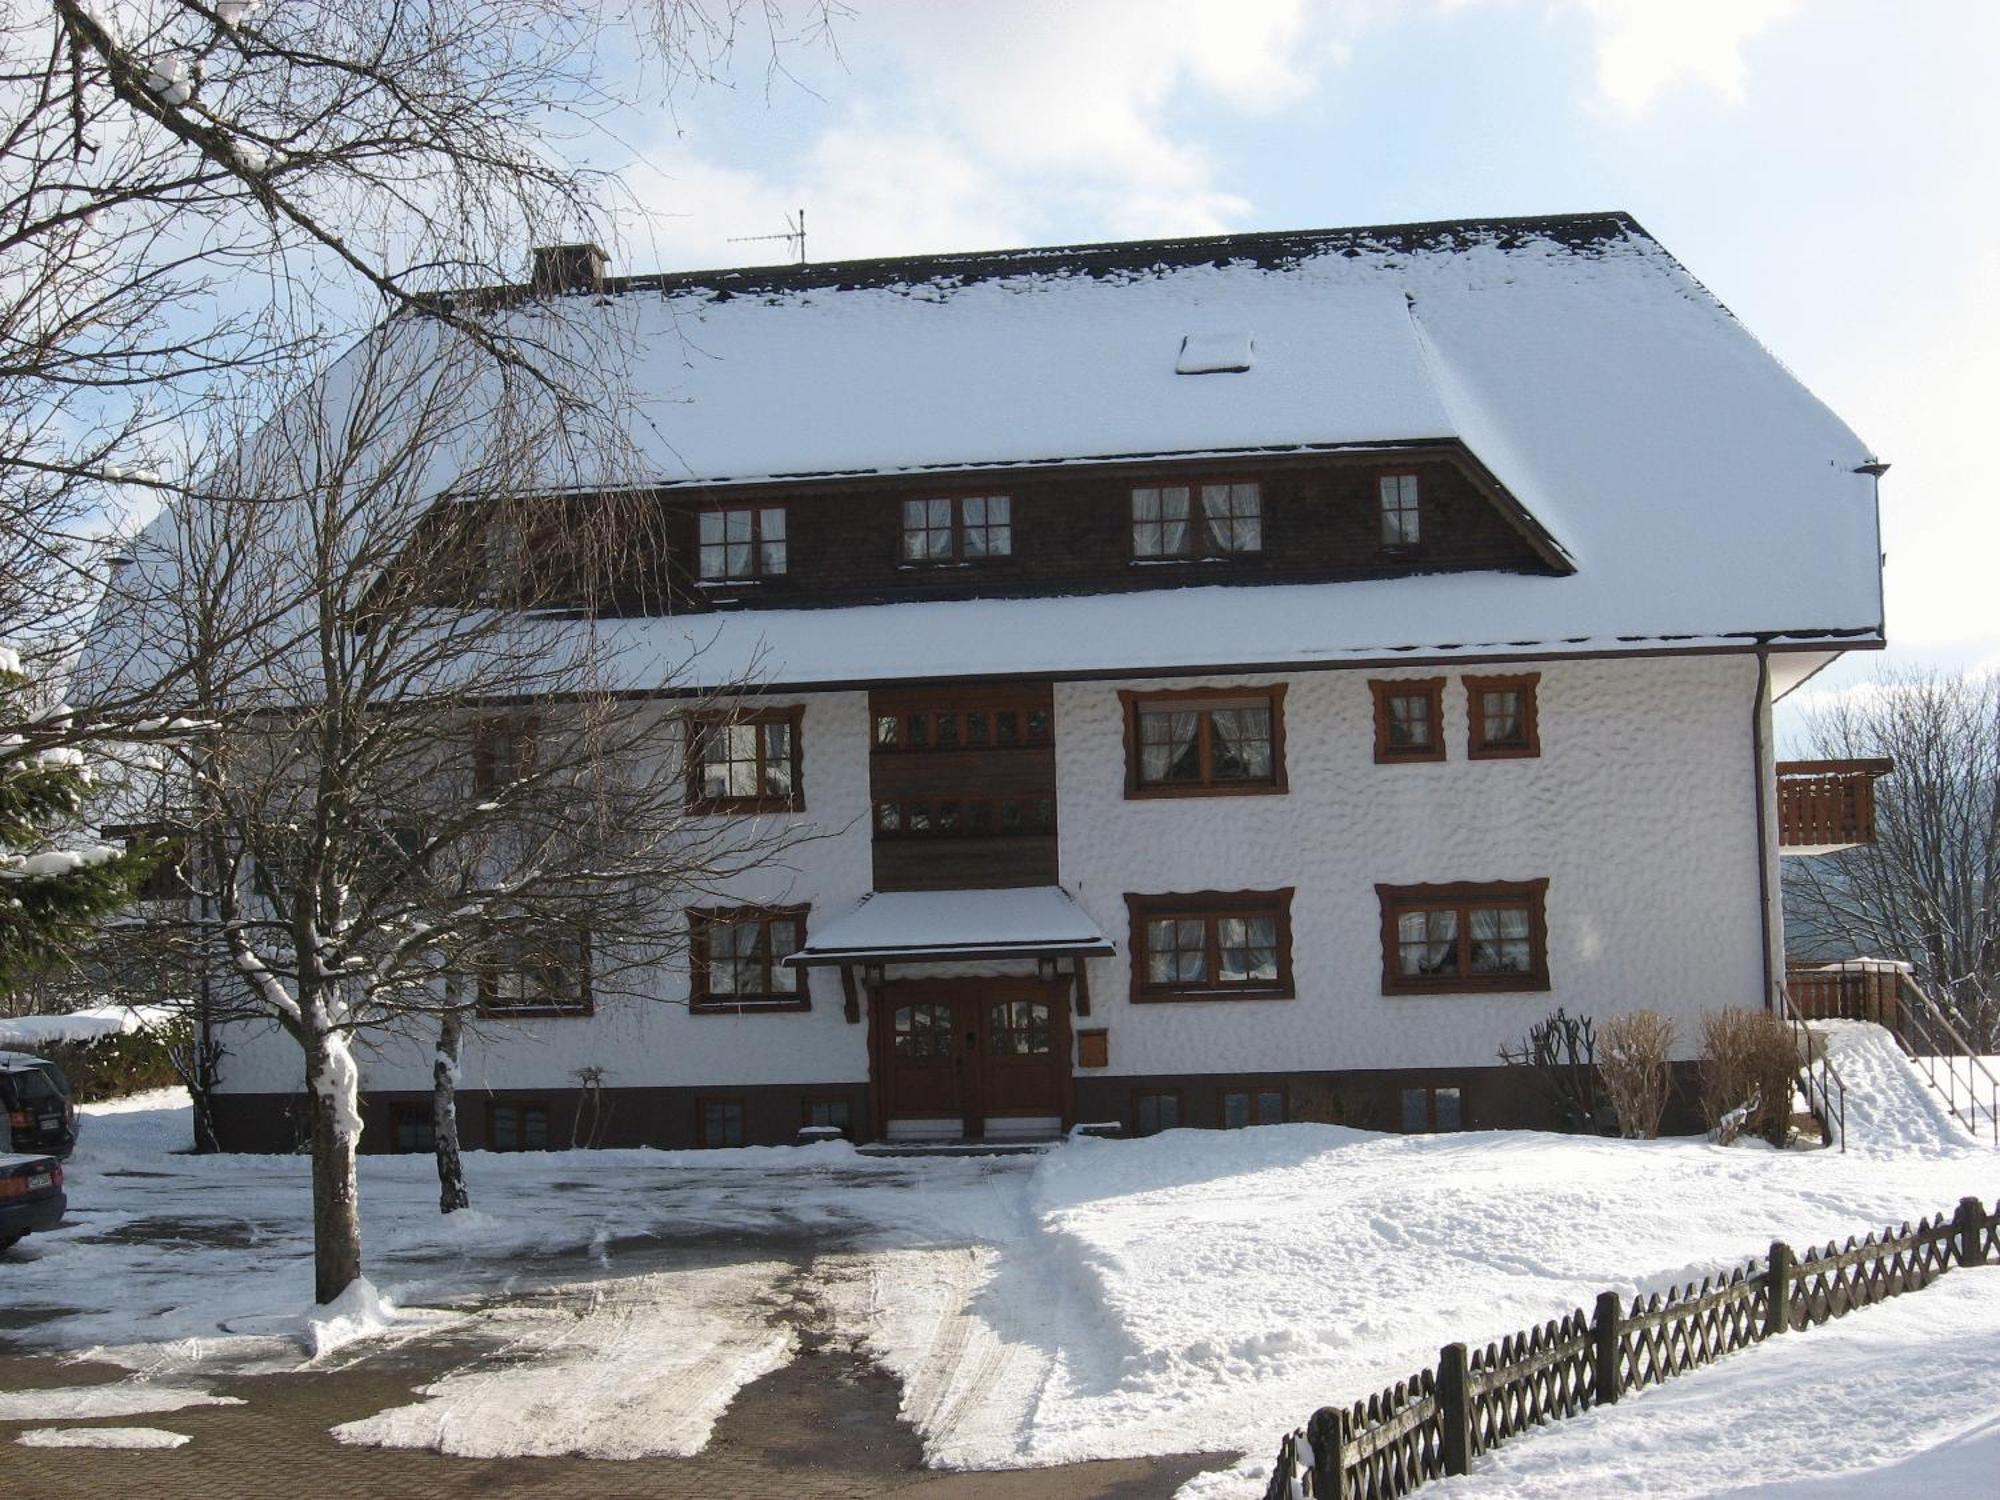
[729,208,807,265]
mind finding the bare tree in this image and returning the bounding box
[1785,667,2000,1047]
[90,323,806,1302]
[4,0,834,733]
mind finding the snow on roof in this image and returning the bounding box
[0,1005,174,1050]
[561,211,1878,682]
[786,887,1114,966]
[88,213,1884,696]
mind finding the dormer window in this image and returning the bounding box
[699,506,786,581]
[902,495,1011,564]
[1132,481,1262,560]
[1379,474,1421,548]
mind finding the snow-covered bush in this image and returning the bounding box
[1698,1009,1799,1145]
[32,1018,189,1103]
[1599,1010,1677,1138]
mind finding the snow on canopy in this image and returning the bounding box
[787,886,1114,965]
[87,212,1884,695]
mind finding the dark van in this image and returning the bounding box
[0,1052,79,1160]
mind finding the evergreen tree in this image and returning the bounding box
[0,648,154,990]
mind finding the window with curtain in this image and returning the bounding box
[1131,480,1262,558]
[478,930,591,1016]
[1370,679,1446,763]
[698,506,787,580]
[690,907,809,1011]
[1380,473,1421,547]
[1467,674,1540,758]
[1377,880,1550,994]
[1127,890,1295,1000]
[1122,687,1286,796]
[902,495,1012,563]
[686,708,804,812]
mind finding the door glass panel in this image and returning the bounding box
[989,999,1052,1056]
[893,1002,953,1058]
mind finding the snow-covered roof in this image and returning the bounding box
[785,887,1114,966]
[546,212,1882,683]
[0,1005,174,1051]
[89,213,1885,698]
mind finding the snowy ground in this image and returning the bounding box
[1428,1267,2000,1497]
[5,1025,1997,1492]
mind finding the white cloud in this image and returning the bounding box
[606,0,1375,268]
[1571,0,1806,116]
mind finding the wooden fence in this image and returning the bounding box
[1263,1194,1995,1500]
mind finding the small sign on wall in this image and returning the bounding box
[1077,1028,1110,1069]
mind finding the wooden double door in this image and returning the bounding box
[872,977,1071,1139]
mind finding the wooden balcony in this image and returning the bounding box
[1785,963,1906,1028]
[1776,758,1892,854]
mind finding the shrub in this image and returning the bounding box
[1499,1008,1608,1133]
[34,1020,189,1103]
[1599,1010,1677,1138]
[1698,1008,1800,1146]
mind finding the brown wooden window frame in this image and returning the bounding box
[688,904,811,1013]
[486,1099,552,1152]
[686,706,805,814]
[476,928,594,1018]
[800,1093,853,1136]
[900,494,1013,566]
[1376,879,1551,996]
[1119,685,1288,798]
[872,796,1056,840]
[1370,678,1446,764]
[471,714,539,795]
[1465,673,1541,760]
[1129,478,1264,561]
[1219,1084,1287,1129]
[1131,1087,1184,1137]
[871,699,1052,754]
[696,1095,747,1148]
[1379,471,1422,549]
[389,1103,436,1155]
[1398,1082,1466,1133]
[697,504,788,582]
[1125,889,1296,1003]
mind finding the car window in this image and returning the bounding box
[10,1068,60,1106]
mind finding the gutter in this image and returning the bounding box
[1751,646,1777,1011]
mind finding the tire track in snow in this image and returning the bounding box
[332,1258,796,1459]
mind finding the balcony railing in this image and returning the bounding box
[1775,758,1892,853]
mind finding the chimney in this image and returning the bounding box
[530,243,609,296]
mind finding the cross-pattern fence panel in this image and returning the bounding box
[1789,1214,1957,1329]
[1465,1310,1595,1453]
[1263,1192,1998,1500]
[1620,1261,1765,1393]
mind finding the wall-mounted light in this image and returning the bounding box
[1036,955,1066,983]
[862,962,885,989]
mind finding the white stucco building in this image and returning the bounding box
[182,213,1888,1150]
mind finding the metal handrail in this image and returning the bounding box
[1776,980,1846,1152]
[1892,976,2000,1147]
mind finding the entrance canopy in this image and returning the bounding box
[784,887,1114,968]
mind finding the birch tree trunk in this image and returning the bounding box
[303,1021,364,1305]
[433,1011,470,1214]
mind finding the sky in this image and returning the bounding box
[580,0,1998,733]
